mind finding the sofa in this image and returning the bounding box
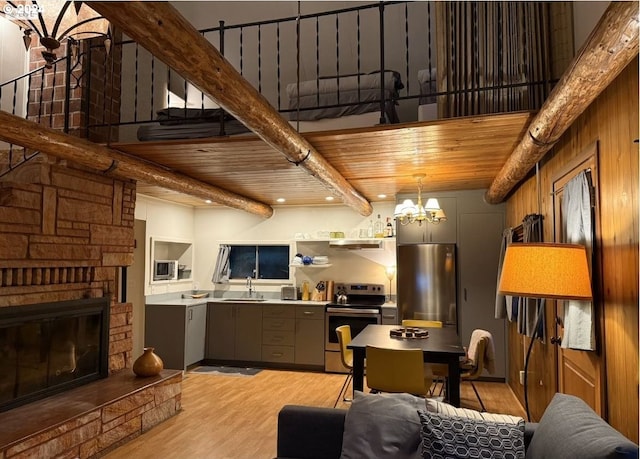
[276,392,639,459]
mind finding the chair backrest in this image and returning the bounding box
[365,345,430,396]
[335,325,353,370]
[401,319,443,328]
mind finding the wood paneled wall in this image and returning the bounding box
[505,58,638,441]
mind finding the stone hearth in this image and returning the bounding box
[0,370,182,458]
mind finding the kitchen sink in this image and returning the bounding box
[221,297,267,302]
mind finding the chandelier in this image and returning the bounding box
[394,174,447,225]
[0,1,110,67]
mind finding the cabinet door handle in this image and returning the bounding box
[188,309,193,320]
[382,314,395,319]
[272,352,283,357]
[303,311,314,316]
[464,288,467,301]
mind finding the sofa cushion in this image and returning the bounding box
[418,410,526,459]
[340,391,424,459]
[525,393,639,459]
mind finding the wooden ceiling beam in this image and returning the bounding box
[485,1,639,204]
[90,2,373,217]
[0,111,274,218]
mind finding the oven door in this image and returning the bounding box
[325,307,381,352]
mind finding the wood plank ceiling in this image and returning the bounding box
[113,111,534,208]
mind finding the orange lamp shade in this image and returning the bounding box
[498,243,593,301]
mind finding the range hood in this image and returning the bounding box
[328,239,384,249]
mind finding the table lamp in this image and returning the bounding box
[498,242,593,420]
[385,265,396,303]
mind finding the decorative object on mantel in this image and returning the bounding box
[394,174,447,226]
[133,347,164,377]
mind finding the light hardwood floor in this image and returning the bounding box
[103,369,525,459]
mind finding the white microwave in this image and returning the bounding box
[153,260,178,281]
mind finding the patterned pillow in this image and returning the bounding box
[417,410,525,459]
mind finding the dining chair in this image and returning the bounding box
[401,319,446,395]
[460,329,495,411]
[365,345,433,396]
[401,319,443,328]
[333,325,353,408]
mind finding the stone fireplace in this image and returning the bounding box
[0,160,182,458]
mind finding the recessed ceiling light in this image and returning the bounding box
[325,196,334,201]
[204,199,212,204]
[378,194,387,199]
[276,198,286,203]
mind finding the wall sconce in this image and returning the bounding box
[0,1,111,67]
[394,174,447,226]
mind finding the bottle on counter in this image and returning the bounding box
[374,214,384,238]
[385,217,394,237]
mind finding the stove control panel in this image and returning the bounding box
[335,283,385,295]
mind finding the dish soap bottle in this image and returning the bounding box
[301,281,310,301]
[374,214,384,238]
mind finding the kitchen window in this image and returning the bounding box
[228,244,290,280]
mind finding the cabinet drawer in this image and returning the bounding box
[262,345,294,363]
[263,304,295,318]
[263,330,295,346]
[295,305,325,320]
[263,317,295,331]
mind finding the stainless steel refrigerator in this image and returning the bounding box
[397,243,457,327]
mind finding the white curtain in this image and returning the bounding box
[212,244,231,284]
[561,171,595,351]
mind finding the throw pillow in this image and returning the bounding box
[525,393,639,459]
[340,391,425,459]
[418,410,526,459]
[425,398,524,425]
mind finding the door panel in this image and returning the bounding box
[552,144,604,415]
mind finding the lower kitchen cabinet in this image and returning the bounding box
[207,301,325,369]
[206,302,262,361]
[294,305,325,366]
[145,302,207,371]
[262,304,295,363]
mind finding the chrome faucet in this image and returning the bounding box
[246,276,253,297]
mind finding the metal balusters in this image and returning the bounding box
[378,2,385,124]
[257,24,262,94]
[276,22,281,111]
[315,16,319,107]
[134,43,139,123]
[335,13,340,105]
[219,21,226,136]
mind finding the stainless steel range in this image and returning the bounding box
[324,283,390,373]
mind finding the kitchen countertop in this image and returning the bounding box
[145,298,330,307]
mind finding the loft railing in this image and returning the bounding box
[1,1,560,155]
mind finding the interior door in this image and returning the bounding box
[551,143,604,415]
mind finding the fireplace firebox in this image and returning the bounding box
[0,297,110,412]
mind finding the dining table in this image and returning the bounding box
[347,324,466,407]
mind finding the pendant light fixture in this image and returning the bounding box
[394,173,447,226]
